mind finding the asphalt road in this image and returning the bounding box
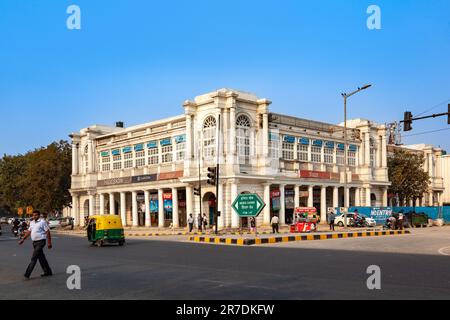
[1,225,450,300]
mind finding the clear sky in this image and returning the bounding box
[0,0,449,155]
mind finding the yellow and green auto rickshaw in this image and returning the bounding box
[87,215,125,247]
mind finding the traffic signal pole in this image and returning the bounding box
[214,114,221,235]
[401,106,450,131]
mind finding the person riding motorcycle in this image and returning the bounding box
[11,218,20,236]
[19,220,28,238]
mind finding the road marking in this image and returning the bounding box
[438,246,450,256]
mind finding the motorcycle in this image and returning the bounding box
[12,226,19,237]
[351,216,368,228]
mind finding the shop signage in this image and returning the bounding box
[163,193,173,200]
[283,135,296,143]
[295,207,317,214]
[349,144,358,152]
[160,138,172,146]
[312,139,323,147]
[270,190,281,198]
[122,146,132,153]
[299,137,309,145]
[147,141,157,149]
[100,151,110,157]
[175,135,186,143]
[98,177,132,187]
[325,141,334,149]
[232,194,266,217]
[159,170,184,180]
[134,144,144,151]
[132,174,158,183]
[300,170,331,179]
[299,191,309,198]
[112,149,121,156]
[337,143,345,150]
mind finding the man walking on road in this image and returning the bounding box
[19,210,53,279]
[187,214,194,233]
[271,215,279,234]
[328,210,336,231]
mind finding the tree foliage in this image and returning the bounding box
[0,140,71,214]
[388,148,430,204]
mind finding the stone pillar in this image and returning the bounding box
[120,192,126,226]
[72,143,79,175]
[131,191,138,227]
[145,190,151,227]
[186,186,193,225]
[263,183,271,225]
[230,107,236,155]
[185,114,192,160]
[365,132,371,166]
[172,188,179,228]
[218,183,225,228]
[381,134,387,167]
[263,113,269,157]
[72,195,79,226]
[279,185,286,225]
[307,186,314,208]
[89,194,95,217]
[99,193,105,215]
[320,186,327,224]
[231,183,239,228]
[294,185,300,209]
[355,188,361,207]
[158,189,164,228]
[333,187,339,209]
[429,192,434,207]
[377,136,382,168]
[344,187,350,208]
[415,197,420,207]
[87,141,94,173]
[365,188,371,206]
[381,189,387,207]
[109,193,115,215]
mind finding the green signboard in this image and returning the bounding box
[232,194,266,217]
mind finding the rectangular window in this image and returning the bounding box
[311,146,322,163]
[135,150,146,168]
[113,154,122,170]
[282,142,294,160]
[162,145,173,163]
[324,148,334,164]
[336,149,345,166]
[176,141,186,161]
[370,148,376,167]
[124,152,133,169]
[297,144,308,162]
[348,151,356,166]
[148,148,159,165]
[269,140,280,159]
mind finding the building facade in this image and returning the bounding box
[387,144,445,207]
[69,89,390,228]
[439,154,450,206]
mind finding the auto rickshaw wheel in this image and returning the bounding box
[118,240,125,246]
[96,240,104,247]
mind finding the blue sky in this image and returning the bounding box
[0,0,449,155]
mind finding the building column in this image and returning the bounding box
[99,193,105,215]
[109,193,115,215]
[365,188,371,206]
[320,186,327,224]
[218,183,225,229]
[186,185,193,227]
[344,187,350,208]
[364,132,371,166]
[172,188,179,228]
[415,197,420,207]
[333,187,339,209]
[72,143,79,175]
[355,188,361,207]
[158,189,164,228]
[120,192,126,226]
[185,114,192,160]
[144,190,151,227]
[429,192,434,207]
[279,184,286,225]
[87,141,94,173]
[263,183,271,225]
[132,191,138,227]
[230,107,236,155]
[381,133,387,167]
[294,185,300,209]
[89,194,95,218]
[307,185,314,208]
[72,194,79,226]
[231,183,239,228]
[262,113,269,156]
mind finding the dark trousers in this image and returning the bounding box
[272,223,279,233]
[188,223,194,232]
[329,221,335,231]
[25,240,52,278]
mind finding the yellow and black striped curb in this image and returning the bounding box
[188,230,411,246]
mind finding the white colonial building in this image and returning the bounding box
[69,89,390,228]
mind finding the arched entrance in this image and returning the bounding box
[371,193,377,207]
[203,192,216,226]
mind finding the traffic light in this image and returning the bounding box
[403,111,413,132]
[194,187,200,196]
[207,167,217,185]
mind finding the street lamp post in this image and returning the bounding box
[341,84,372,229]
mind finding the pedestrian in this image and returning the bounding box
[398,212,404,230]
[202,213,208,231]
[197,214,203,232]
[187,214,194,233]
[19,210,53,279]
[328,211,335,231]
[250,217,256,233]
[271,215,279,234]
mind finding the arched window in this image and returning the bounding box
[203,116,217,159]
[236,115,251,162]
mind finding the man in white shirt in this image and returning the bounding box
[19,210,53,279]
[271,215,280,234]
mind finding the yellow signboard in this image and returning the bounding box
[26,206,33,216]
[18,207,24,217]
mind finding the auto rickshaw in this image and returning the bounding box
[87,215,125,247]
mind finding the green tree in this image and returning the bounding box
[388,148,430,206]
[0,154,28,212]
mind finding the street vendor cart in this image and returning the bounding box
[290,207,318,233]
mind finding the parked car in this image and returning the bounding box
[0,217,8,224]
[362,217,377,227]
[48,219,62,229]
[335,214,354,227]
